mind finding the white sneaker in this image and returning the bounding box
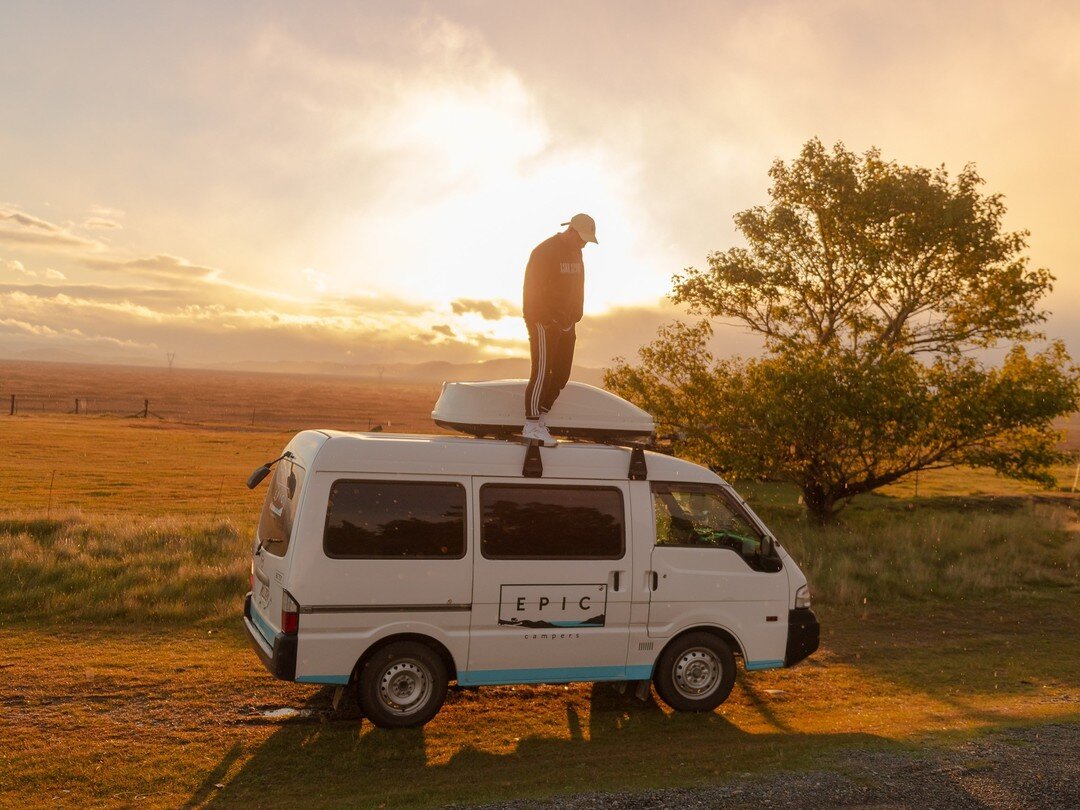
[521,420,557,447]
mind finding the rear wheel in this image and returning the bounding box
[357,641,448,728]
[653,632,736,713]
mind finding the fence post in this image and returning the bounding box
[47,469,56,519]
[143,399,149,418]
[9,394,14,415]
[75,398,80,415]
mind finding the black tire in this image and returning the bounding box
[653,631,736,713]
[357,641,448,729]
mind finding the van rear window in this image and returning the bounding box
[257,460,305,557]
[480,484,625,559]
[324,480,466,559]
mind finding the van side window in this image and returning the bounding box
[324,480,466,559]
[258,460,305,558]
[652,482,781,572]
[480,484,624,559]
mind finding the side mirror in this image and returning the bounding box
[247,465,272,490]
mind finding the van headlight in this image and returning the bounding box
[795,585,811,609]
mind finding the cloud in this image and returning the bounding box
[0,259,66,281]
[300,267,330,294]
[88,204,125,219]
[0,281,196,306]
[0,227,100,250]
[0,282,530,366]
[0,204,104,251]
[0,314,156,362]
[82,253,221,283]
[3,4,1077,368]
[0,208,61,231]
[82,217,122,230]
[451,298,518,320]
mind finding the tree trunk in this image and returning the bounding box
[801,482,839,525]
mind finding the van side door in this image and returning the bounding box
[463,479,633,686]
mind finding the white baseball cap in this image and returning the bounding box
[561,213,598,244]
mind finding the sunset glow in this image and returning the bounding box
[1,1,1078,370]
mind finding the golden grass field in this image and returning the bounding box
[1,361,1078,808]
[0,360,445,431]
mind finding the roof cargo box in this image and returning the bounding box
[432,380,654,441]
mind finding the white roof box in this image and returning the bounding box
[432,380,654,442]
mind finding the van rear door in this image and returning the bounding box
[250,457,305,644]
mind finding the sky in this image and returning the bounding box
[1,0,1078,370]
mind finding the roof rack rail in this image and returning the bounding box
[514,436,652,481]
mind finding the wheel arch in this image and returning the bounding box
[350,633,459,685]
[659,624,746,665]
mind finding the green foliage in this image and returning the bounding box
[672,138,1052,355]
[607,139,1079,522]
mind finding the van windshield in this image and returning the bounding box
[651,482,781,572]
[257,459,305,557]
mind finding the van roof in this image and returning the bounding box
[283,429,725,486]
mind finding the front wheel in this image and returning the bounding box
[357,641,448,728]
[653,632,736,712]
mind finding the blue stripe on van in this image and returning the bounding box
[296,674,351,685]
[250,606,277,648]
[745,659,784,671]
[458,664,653,687]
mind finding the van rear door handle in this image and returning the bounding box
[651,571,659,591]
[612,570,620,591]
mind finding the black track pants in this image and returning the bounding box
[525,321,576,420]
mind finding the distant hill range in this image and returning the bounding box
[0,347,607,387]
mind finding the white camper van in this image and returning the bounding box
[243,382,819,728]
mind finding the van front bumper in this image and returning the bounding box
[243,592,297,681]
[785,607,820,667]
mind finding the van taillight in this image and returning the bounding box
[281,591,300,635]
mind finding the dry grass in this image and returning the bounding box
[0,516,247,624]
[1,599,1076,809]
[0,415,292,518]
[0,359,444,431]
[2,409,1079,807]
[772,502,1080,605]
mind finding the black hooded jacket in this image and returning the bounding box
[522,233,584,327]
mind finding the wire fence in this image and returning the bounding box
[2,392,438,432]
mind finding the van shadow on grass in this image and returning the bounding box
[195,683,883,808]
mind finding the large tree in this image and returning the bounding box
[606,139,1078,523]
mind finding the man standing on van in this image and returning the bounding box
[521,213,598,446]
